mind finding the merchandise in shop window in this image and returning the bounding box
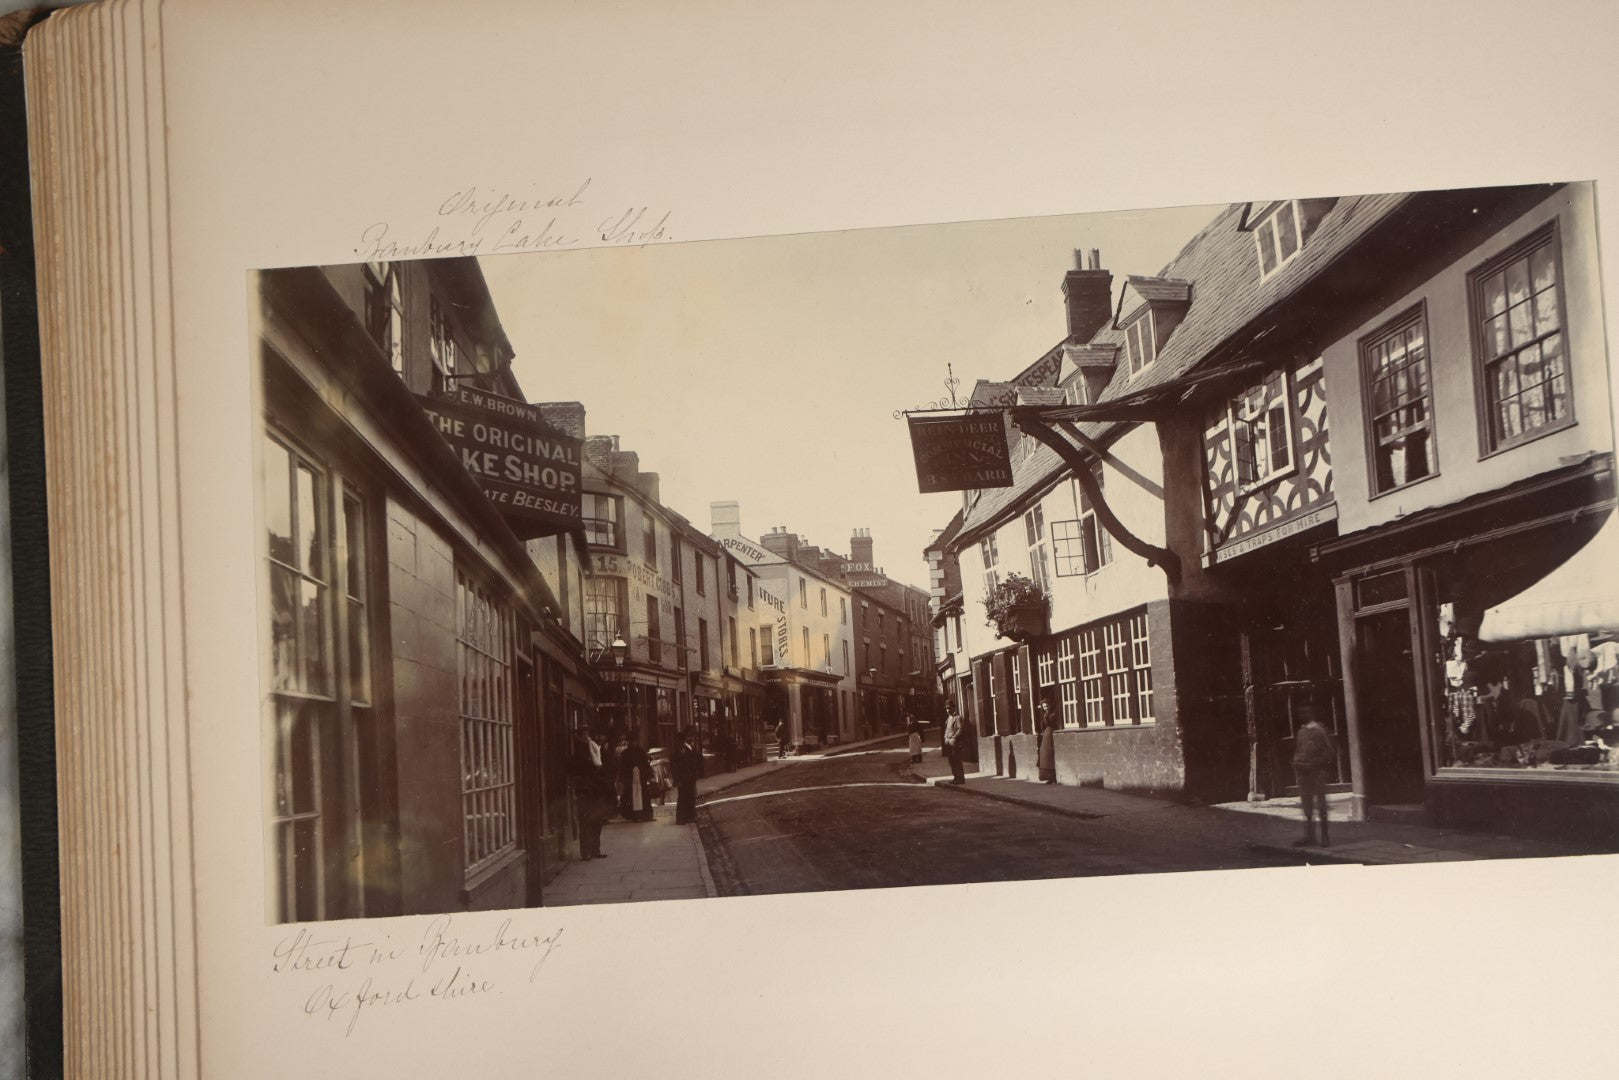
[1435,620,1619,772]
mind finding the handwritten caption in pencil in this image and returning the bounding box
[272,915,564,1037]
[353,178,674,261]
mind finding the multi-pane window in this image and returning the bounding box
[646,596,662,664]
[1056,636,1078,727]
[428,297,458,394]
[981,535,1000,595]
[1362,307,1435,494]
[1472,227,1571,450]
[760,625,774,666]
[585,575,626,646]
[457,572,516,875]
[1024,506,1050,592]
[1078,628,1105,726]
[1129,612,1154,720]
[642,511,657,566]
[1125,312,1157,375]
[264,432,373,923]
[1036,642,1056,687]
[1053,468,1112,577]
[1254,201,1303,280]
[1104,620,1133,722]
[1230,368,1294,489]
[582,492,620,547]
[362,262,403,373]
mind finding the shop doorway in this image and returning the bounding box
[1354,608,1428,804]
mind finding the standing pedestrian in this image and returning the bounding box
[775,720,788,759]
[618,729,655,822]
[1291,701,1336,847]
[1036,702,1058,784]
[569,727,612,859]
[672,729,704,825]
[906,714,923,763]
[943,709,966,784]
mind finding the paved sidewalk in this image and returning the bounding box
[546,734,910,906]
[911,756,1610,866]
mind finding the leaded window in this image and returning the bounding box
[1472,225,1572,450]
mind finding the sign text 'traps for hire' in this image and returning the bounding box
[416,387,582,539]
[907,413,1015,494]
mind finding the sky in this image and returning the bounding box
[480,202,1223,590]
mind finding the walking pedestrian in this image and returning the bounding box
[570,727,612,859]
[1291,701,1336,847]
[1037,702,1058,784]
[906,714,923,763]
[943,709,967,784]
[618,730,655,822]
[672,729,704,825]
[775,720,788,759]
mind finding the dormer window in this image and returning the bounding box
[1124,311,1157,376]
[1253,201,1304,280]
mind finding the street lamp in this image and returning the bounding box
[610,634,630,738]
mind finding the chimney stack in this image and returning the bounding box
[711,500,741,536]
[850,527,875,568]
[535,401,586,441]
[759,527,801,563]
[1063,247,1113,345]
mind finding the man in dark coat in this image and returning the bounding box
[672,729,705,825]
[1291,701,1337,846]
[569,728,612,859]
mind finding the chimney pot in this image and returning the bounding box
[1088,248,1101,270]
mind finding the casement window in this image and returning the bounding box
[362,261,403,373]
[585,575,627,650]
[1052,469,1112,577]
[1036,642,1056,687]
[1124,311,1157,376]
[646,596,662,664]
[642,511,657,566]
[428,297,459,394]
[699,618,711,671]
[263,431,375,922]
[456,571,517,875]
[1361,305,1436,494]
[581,492,622,548]
[1229,368,1295,490]
[1069,610,1154,727]
[980,535,1000,595]
[1471,225,1573,451]
[1254,201,1304,280]
[1056,636,1079,727]
[674,607,688,670]
[1023,505,1050,592]
[1078,628,1105,726]
[1129,612,1154,720]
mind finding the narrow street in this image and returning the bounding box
[697,736,1300,897]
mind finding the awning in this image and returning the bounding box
[1479,511,1619,642]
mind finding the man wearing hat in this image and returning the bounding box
[1291,700,1336,847]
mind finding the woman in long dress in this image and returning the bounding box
[906,716,923,763]
[618,730,655,822]
[1037,703,1058,784]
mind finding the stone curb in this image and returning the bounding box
[927,775,1105,821]
[1245,842,1374,866]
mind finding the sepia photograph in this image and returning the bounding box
[253,181,1618,926]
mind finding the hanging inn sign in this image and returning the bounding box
[907,413,1015,493]
[417,386,582,539]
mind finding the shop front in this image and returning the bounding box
[1319,456,1618,837]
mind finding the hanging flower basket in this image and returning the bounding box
[982,572,1049,642]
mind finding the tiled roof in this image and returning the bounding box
[951,193,1414,547]
[1124,275,1193,303]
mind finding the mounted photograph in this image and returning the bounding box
[253,181,1619,925]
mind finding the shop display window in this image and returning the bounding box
[1434,618,1619,774]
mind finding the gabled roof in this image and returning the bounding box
[950,193,1414,549]
[1123,275,1193,304]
